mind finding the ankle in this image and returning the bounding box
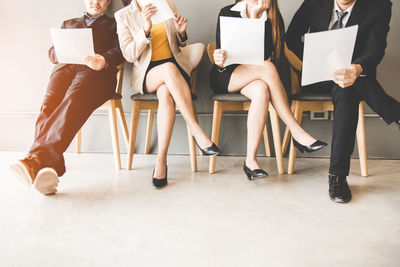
[245,157,260,169]
[156,157,167,167]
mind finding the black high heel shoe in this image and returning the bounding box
[152,165,168,189]
[292,139,327,153]
[194,139,220,156]
[243,162,268,180]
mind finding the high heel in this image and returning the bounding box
[152,165,168,189]
[243,162,268,180]
[292,139,327,153]
[194,139,220,156]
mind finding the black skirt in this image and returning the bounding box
[209,64,240,94]
[144,57,191,92]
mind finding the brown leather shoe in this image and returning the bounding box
[10,156,59,195]
[9,155,42,185]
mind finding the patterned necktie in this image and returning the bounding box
[331,10,348,30]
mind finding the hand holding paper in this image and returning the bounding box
[301,25,359,86]
[141,3,157,34]
[213,49,228,68]
[50,28,95,65]
[84,55,106,71]
[139,0,174,24]
[332,64,363,88]
[220,16,265,66]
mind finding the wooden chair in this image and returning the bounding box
[282,45,368,176]
[126,43,205,172]
[76,63,129,170]
[207,42,284,174]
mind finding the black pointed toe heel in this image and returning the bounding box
[152,165,168,189]
[194,139,220,156]
[292,139,327,153]
[243,162,268,180]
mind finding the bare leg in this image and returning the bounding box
[240,80,270,170]
[153,85,175,179]
[228,60,316,146]
[146,62,212,148]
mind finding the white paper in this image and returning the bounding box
[301,25,358,86]
[50,28,95,65]
[220,16,265,66]
[139,0,174,24]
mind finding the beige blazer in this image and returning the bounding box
[115,0,192,94]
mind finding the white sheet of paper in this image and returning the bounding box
[50,28,95,65]
[220,16,265,66]
[301,25,358,86]
[139,0,174,24]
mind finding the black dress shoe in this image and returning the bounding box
[328,174,352,203]
[194,139,220,156]
[152,165,168,189]
[293,139,327,153]
[243,162,268,180]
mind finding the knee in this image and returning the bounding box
[261,61,279,80]
[333,86,358,106]
[40,98,57,116]
[157,85,174,104]
[249,81,270,103]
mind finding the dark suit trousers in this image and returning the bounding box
[305,78,400,176]
[29,64,117,176]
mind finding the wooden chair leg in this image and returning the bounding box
[282,103,295,155]
[269,104,284,174]
[127,101,141,170]
[116,100,129,151]
[186,123,198,172]
[144,110,154,154]
[356,102,368,177]
[263,116,272,157]
[76,128,82,154]
[107,101,121,170]
[288,101,302,175]
[209,101,222,174]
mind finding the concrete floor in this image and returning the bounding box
[0,151,399,267]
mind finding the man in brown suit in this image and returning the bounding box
[10,0,124,195]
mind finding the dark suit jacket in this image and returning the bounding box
[49,14,124,74]
[286,0,392,78]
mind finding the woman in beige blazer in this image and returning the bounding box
[115,0,219,189]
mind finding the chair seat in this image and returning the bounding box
[131,93,197,101]
[292,92,332,101]
[212,94,250,102]
[111,93,122,100]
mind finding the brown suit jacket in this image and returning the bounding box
[49,14,124,75]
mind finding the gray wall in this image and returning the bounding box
[0,0,399,159]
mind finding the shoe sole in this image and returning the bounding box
[9,161,34,185]
[331,196,352,203]
[33,168,59,195]
[153,184,168,189]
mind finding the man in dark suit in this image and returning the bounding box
[9,0,124,195]
[286,0,400,203]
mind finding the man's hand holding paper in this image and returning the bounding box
[50,28,95,65]
[332,64,363,88]
[84,54,106,71]
[301,25,359,86]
